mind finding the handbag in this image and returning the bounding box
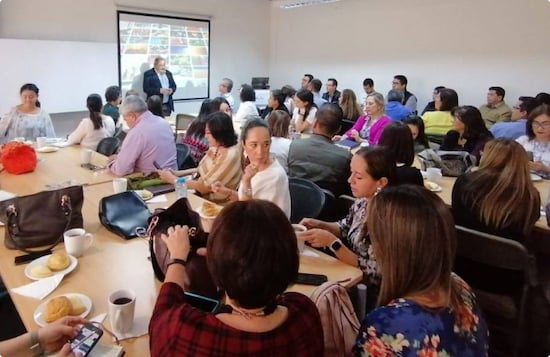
[0,185,83,252]
[98,191,150,239]
[147,197,219,298]
[0,141,37,174]
[418,149,476,177]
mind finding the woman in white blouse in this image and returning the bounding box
[516,104,550,178]
[66,94,115,150]
[233,84,259,124]
[291,89,317,134]
[267,110,292,172]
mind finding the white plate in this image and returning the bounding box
[531,173,543,182]
[134,189,154,201]
[25,254,78,280]
[424,181,442,192]
[34,293,92,327]
[36,146,59,153]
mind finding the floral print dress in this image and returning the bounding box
[354,274,489,357]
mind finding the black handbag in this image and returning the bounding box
[0,185,84,252]
[147,197,219,298]
[98,191,150,239]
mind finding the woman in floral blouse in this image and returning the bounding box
[354,185,489,357]
[516,104,550,178]
[298,146,396,301]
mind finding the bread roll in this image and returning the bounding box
[47,253,70,271]
[69,296,86,315]
[30,265,53,279]
[44,296,72,323]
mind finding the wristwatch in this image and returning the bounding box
[329,239,343,253]
[30,330,44,356]
[166,258,187,268]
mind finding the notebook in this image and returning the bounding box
[335,139,360,150]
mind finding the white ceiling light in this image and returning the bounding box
[272,0,342,9]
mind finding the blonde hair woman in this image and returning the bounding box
[354,185,489,356]
[452,138,540,240]
[338,89,362,122]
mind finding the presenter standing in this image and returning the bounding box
[143,56,177,117]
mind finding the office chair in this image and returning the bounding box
[175,143,195,170]
[288,177,325,224]
[338,119,355,136]
[96,137,120,156]
[174,114,196,141]
[454,225,538,357]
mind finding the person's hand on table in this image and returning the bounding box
[161,225,190,260]
[298,228,337,248]
[211,181,225,193]
[529,161,550,173]
[157,169,177,184]
[350,130,361,142]
[300,218,322,230]
[332,135,342,142]
[39,316,88,355]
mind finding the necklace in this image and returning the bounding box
[227,303,267,320]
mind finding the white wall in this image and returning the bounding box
[0,0,271,115]
[269,0,550,109]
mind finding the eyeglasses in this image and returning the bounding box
[532,121,550,129]
[513,106,521,110]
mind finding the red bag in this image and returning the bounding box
[0,142,37,174]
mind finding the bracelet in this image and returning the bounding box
[167,258,187,268]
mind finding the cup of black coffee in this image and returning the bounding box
[108,289,136,334]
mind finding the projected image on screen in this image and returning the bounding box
[118,11,210,101]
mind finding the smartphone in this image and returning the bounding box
[295,273,328,286]
[184,291,220,312]
[153,161,161,170]
[80,163,103,171]
[526,151,534,161]
[14,250,52,265]
[70,323,103,357]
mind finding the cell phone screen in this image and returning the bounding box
[184,291,220,312]
[70,323,103,357]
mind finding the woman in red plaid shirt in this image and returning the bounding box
[149,200,324,356]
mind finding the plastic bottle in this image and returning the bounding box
[174,177,187,199]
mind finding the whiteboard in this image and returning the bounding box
[0,39,118,115]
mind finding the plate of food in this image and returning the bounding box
[134,189,154,201]
[424,180,442,192]
[531,173,543,182]
[34,293,92,327]
[196,201,222,218]
[24,253,78,280]
[36,146,59,153]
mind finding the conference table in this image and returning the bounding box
[0,145,363,356]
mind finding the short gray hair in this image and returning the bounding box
[154,56,165,66]
[387,89,404,103]
[120,95,148,115]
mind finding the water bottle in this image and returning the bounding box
[174,177,187,199]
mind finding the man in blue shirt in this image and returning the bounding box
[307,78,327,108]
[385,90,411,121]
[490,96,538,139]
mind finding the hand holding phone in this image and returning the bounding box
[526,151,534,162]
[70,323,103,357]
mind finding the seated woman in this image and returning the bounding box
[147,95,164,117]
[354,185,489,356]
[158,112,241,203]
[378,121,423,186]
[516,104,550,178]
[291,89,317,134]
[149,200,324,356]
[298,146,396,305]
[267,110,292,172]
[338,89,362,122]
[233,84,259,123]
[421,85,445,115]
[182,99,213,166]
[402,115,431,153]
[281,85,297,114]
[212,118,291,217]
[334,93,390,145]
[422,88,458,135]
[441,105,493,163]
[210,96,233,117]
[0,83,56,143]
[261,89,289,120]
[66,93,116,150]
[452,138,540,241]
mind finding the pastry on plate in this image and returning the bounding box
[202,201,220,217]
[44,296,72,323]
[47,253,70,271]
[69,295,86,315]
[424,181,439,191]
[30,265,53,279]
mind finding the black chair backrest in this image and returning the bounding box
[289,177,326,224]
[338,119,355,136]
[96,137,120,156]
[175,143,194,170]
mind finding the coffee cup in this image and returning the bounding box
[113,178,128,194]
[81,149,93,164]
[292,224,307,253]
[108,289,136,334]
[63,228,93,257]
[36,136,47,148]
[426,167,442,184]
[14,137,25,142]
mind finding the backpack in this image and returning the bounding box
[418,149,476,177]
[310,281,360,357]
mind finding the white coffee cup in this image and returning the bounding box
[81,149,92,164]
[36,137,47,148]
[113,178,128,194]
[426,167,443,183]
[292,224,307,253]
[108,289,136,334]
[14,137,25,142]
[63,228,93,257]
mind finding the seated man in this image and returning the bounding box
[322,78,340,103]
[288,103,351,196]
[385,89,412,121]
[392,75,417,114]
[218,77,235,110]
[307,78,327,108]
[108,95,177,176]
[479,86,512,127]
[490,96,538,139]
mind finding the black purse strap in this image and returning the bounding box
[6,194,73,254]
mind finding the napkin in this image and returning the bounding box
[301,249,320,257]
[111,315,149,341]
[11,274,64,300]
[147,194,168,203]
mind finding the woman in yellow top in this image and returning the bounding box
[158,112,242,203]
[422,88,459,135]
